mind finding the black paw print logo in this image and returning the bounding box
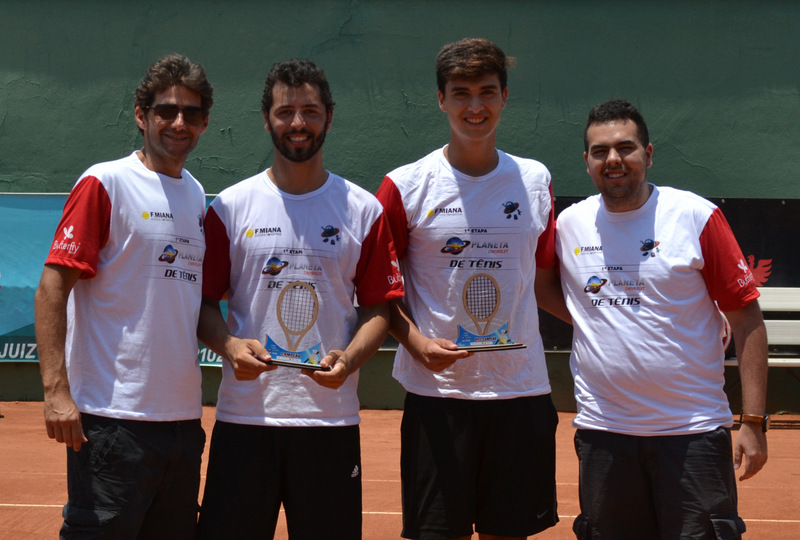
[321,225,341,245]
[640,238,661,257]
[502,201,521,220]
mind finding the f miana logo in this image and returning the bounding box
[63,225,74,240]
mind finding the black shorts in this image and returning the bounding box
[573,427,746,540]
[400,393,559,539]
[62,414,205,540]
[198,421,361,540]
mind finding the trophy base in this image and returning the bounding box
[455,343,527,352]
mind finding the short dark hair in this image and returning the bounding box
[584,98,650,152]
[134,53,214,113]
[435,38,515,94]
[261,59,335,115]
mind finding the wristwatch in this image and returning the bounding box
[739,413,770,433]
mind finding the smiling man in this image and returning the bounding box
[34,54,213,539]
[377,38,561,540]
[555,98,768,539]
[196,58,403,539]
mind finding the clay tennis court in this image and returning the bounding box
[1,402,798,539]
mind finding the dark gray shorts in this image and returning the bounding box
[62,413,205,540]
[573,427,746,540]
[400,392,559,539]
[198,421,362,540]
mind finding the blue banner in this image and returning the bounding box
[0,194,222,366]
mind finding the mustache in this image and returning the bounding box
[283,129,314,137]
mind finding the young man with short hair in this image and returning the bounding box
[377,38,560,540]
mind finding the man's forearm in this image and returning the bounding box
[728,300,769,414]
[387,297,426,349]
[35,266,79,395]
[197,296,235,359]
[339,302,390,374]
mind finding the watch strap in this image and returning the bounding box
[739,413,770,432]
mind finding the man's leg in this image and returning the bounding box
[400,393,478,540]
[650,428,746,540]
[282,425,362,539]
[61,415,189,539]
[572,429,660,540]
[137,419,205,539]
[474,395,559,538]
[197,421,283,540]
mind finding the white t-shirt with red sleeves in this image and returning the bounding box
[555,185,760,435]
[377,147,556,399]
[203,170,403,427]
[45,151,206,421]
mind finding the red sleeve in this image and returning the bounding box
[202,206,232,300]
[44,175,111,279]
[353,210,404,307]
[699,207,760,312]
[534,183,556,269]
[375,177,409,259]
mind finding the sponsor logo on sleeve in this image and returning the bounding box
[388,259,403,285]
[52,224,81,255]
[736,258,755,288]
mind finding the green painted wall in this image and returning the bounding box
[1,0,798,198]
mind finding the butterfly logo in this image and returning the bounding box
[63,225,74,240]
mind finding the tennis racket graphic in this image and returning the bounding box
[462,273,500,335]
[276,281,319,351]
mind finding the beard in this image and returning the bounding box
[268,120,327,163]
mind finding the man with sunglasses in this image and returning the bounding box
[35,53,213,539]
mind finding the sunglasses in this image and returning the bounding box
[144,104,206,126]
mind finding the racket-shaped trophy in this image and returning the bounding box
[464,273,500,335]
[455,273,525,352]
[266,281,330,370]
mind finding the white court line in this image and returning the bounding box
[2,504,796,525]
[360,514,800,523]
[365,480,580,485]
[0,503,62,508]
